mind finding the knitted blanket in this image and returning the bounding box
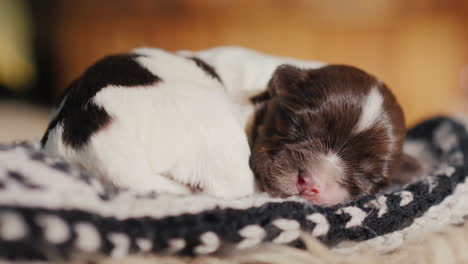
[0,116,467,261]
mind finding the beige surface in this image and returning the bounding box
[0,101,51,143]
[53,222,468,264]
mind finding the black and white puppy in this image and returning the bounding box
[41,48,255,197]
[42,46,419,205]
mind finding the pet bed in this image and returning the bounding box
[0,116,467,261]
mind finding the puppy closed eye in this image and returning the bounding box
[268,112,301,138]
[265,146,288,161]
[287,114,303,129]
[274,107,303,129]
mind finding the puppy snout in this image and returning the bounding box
[297,170,320,195]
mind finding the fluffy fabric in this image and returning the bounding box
[0,116,467,261]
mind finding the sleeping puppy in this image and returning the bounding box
[41,48,255,197]
[249,64,420,205]
[179,46,421,205]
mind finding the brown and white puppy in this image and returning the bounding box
[175,46,421,205]
[249,64,419,205]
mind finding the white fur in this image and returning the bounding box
[353,86,396,177]
[43,49,255,198]
[354,87,384,134]
[147,46,325,132]
[310,153,349,205]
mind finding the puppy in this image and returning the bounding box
[249,64,419,205]
[41,48,255,197]
[180,46,420,205]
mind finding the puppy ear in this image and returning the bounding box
[250,64,304,105]
[269,64,304,97]
[391,153,423,185]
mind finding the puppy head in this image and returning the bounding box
[250,64,408,206]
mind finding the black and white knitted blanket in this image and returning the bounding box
[1,116,467,260]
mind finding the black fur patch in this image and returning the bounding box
[41,54,161,149]
[188,57,222,84]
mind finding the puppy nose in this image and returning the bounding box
[297,171,320,195]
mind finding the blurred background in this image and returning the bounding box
[1,0,468,141]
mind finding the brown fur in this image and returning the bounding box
[249,64,409,201]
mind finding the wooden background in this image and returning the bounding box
[49,0,468,126]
